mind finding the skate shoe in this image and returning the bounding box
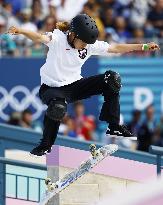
[106,125,137,140]
[30,142,52,156]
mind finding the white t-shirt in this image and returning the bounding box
[40,29,110,87]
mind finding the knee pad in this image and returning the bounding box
[104,70,122,93]
[46,98,67,121]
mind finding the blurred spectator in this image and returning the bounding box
[105,27,120,43]
[115,0,132,15]
[159,116,163,145]
[59,114,83,139]
[100,8,114,28]
[82,1,105,40]
[114,16,132,42]
[132,28,145,42]
[7,111,21,126]
[147,0,163,37]
[128,110,142,137]
[129,0,153,29]
[0,0,3,11]
[4,0,24,15]
[41,16,57,33]
[73,101,96,141]
[20,7,37,31]
[31,0,45,30]
[20,109,42,132]
[58,114,69,135]
[2,2,20,29]
[137,105,157,152]
[153,115,163,146]
[50,0,87,21]
[100,0,116,8]
[18,8,38,46]
[63,115,79,138]
[0,16,19,56]
[20,109,33,129]
[48,1,58,19]
[24,42,46,57]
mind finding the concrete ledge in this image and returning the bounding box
[47,145,161,182]
[60,184,99,204]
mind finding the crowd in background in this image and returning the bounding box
[1,0,163,152]
[7,101,97,141]
[127,105,163,151]
[0,0,163,57]
[7,101,163,152]
[7,109,43,132]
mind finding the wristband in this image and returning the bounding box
[142,44,149,51]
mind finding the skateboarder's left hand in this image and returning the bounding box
[146,42,160,51]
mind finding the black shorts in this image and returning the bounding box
[39,74,105,105]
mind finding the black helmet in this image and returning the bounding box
[69,14,99,44]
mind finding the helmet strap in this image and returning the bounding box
[67,32,77,49]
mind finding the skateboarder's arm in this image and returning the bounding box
[108,42,160,54]
[7,26,51,44]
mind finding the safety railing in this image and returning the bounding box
[149,145,163,176]
[6,172,44,202]
[0,157,46,205]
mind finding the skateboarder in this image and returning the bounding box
[7,14,160,156]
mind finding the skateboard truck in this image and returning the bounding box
[89,144,99,158]
[45,178,58,192]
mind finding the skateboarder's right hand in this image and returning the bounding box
[7,26,22,35]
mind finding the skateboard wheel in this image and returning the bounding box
[51,183,58,189]
[45,178,52,185]
[89,144,96,150]
[49,185,54,191]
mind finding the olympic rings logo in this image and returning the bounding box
[0,85,47,121]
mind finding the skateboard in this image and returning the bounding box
[39,144,118,205]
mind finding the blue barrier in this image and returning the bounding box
[149,145,163,175]
[0,123,163,164]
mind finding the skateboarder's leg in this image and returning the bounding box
[68,71,120,126]
[30,84,67,156]
[30,115,61,156]
[68,71,134,139]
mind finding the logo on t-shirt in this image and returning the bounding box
[78,48,87,59]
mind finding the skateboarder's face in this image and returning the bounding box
[69,32,87,50]
[74,38,87,50]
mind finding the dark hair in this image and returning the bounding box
[132,110,141,116]
[146,104,154,110]
[83,2,94,10]
[22,109,32,115]
[73,101,84,108]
